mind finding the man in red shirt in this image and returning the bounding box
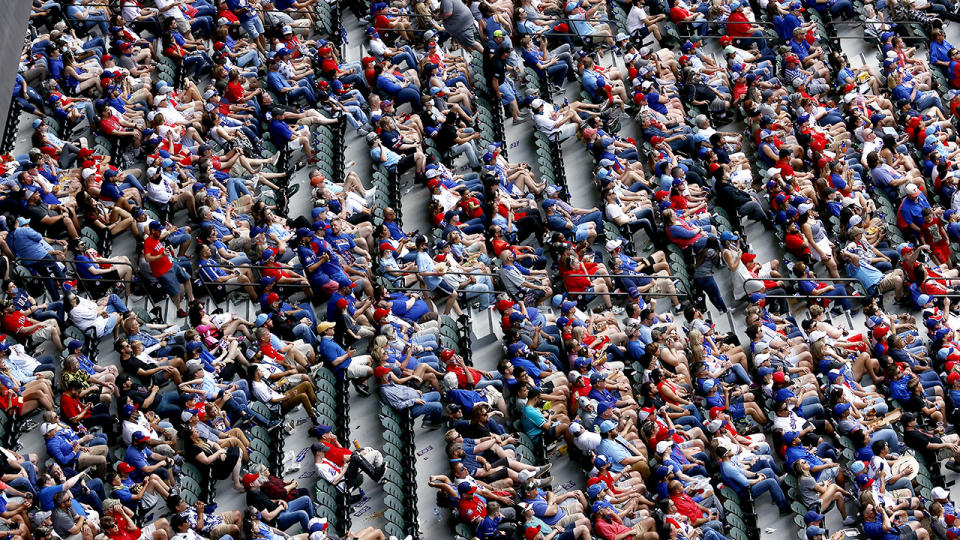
[311,424,384,482]
[725,2,767,49]
[143,221,194,317]
[668,480,722,531]
[61,381,113,433]
[98,107,142,146]
[0,302,63,355]
[456,483,488,524]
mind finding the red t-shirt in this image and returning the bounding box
[669,6,691,22]
[1,311,34,336]
[143,237,173,278]
[726,11,753,37]
[321,441,352,467]
[671,492,705,522]
[100,115,123,135]
[61,392,87,420]
[594,516,632,540]
[457,495,487,522]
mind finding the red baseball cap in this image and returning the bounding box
[117,462,135,474]
[374,366,391,378]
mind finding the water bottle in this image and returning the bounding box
[434,507,442,522]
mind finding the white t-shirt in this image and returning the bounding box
[368,38,388,58]
[155,0,185,20]
[605,202,625,221]
[626,5,648,34]
[574,431,602,452]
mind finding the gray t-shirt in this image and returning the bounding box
[798,475,819,509]
[439,0,477,45]
[52,506,79,538]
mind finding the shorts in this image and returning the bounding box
[938,433,960,459]
[877,272,899,294]
[174,18,190,34]
[898,530,918,540]
[556,508,584,528]
[346,356,371,379]
[816,465,839,484]
[157,268,183,296]
[574,223,591,242]
[139,522,158,540]
[240,16,265,39]
[728,401,745,419]
[396,153,417,174]
[450,25,478,47]
[434,279,456,296]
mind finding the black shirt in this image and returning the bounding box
[904,427,940,461]
[437,123,458,155]
[246,489,281,521]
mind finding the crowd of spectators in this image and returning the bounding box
[9,1,960,540]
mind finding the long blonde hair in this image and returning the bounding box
[687,329,704,364]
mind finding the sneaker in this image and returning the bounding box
[610,305,625,314]
[842,516,858,526]
[535,463,552,477]
[353,381,371,397]
[946,460,960,473]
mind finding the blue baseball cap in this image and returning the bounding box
[803,511,824,524]
[719,231,739,242]
[783,431,799,444]
[598,420,617,433]
[833,402,851,416]
[560,301,577,312]
[587,483,604,498]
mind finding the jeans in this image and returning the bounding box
[155,391,184,419]
[190,16,215,37]
[33,301,65,327]
[750,467,787,509]
[389,46,419,71]
[288,81,317,106]
[226,177,250,202]
[545,62,568,85]
[342,104,368,130]
[450,141,480,168]
[819,285,852,311]
[236,50,261,68]
[292,323,318,348]
[722,363,751,385]
[916,91,944,112]
[274,495,315,532]
[393,86,422,111]
[462,275,494,308]
[869,427,902,453]
[694,275,727,311]
[410,391,443,422]
[888,475,914,494]
[26,256,66,301]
